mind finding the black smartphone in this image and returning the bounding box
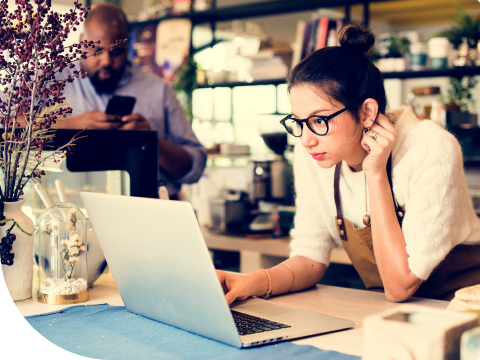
[105,95,136,121]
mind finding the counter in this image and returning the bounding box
[202,228,351,273]
[15,273,447,357]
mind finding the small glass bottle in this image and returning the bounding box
[36,202,89,304]
[461,325,480,360]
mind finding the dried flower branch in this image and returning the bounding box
[0,0,125,266]
[0,0,126,202]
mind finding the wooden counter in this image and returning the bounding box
[202,228,351,273]
[16,273,448,357]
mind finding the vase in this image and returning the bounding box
[1,199,35,301]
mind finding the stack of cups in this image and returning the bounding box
[428,37,450,69]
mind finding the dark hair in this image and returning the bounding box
[287,23,387,121]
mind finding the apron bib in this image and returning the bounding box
[333,156,480,300]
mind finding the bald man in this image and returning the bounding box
[58,3,206,198]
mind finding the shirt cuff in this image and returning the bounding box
[176,145,207,184]
[407,248,448,281]
[289,239,334,267]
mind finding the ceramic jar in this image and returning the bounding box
[1,199,35,301]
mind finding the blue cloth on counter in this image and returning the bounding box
[26,304,359,360]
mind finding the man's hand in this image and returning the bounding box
[58,110,123,130]
[119,114,151,131]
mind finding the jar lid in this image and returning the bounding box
[428,37,449,46]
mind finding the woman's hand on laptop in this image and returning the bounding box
[216,258,327,305]
[216,270,265,305]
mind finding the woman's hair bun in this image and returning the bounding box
[338,23,375,54]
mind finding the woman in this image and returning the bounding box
[216,23,480,303]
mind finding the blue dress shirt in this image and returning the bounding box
[58,63,207,196]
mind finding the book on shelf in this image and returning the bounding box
[291,16,342,71]
[248,39,292,81]
[291,20,306,69]
[315,17,329,50]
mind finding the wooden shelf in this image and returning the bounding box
[197,79,287,89]
[130,0,392,26]
[196,67,480,89]
[381,66,480,79]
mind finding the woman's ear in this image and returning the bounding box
[361,99,378,128]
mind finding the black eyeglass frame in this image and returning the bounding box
[94,46,126,57]
[280,107,349,137]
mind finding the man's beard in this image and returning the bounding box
[89,66,124,94]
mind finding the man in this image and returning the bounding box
[59,3,206,198]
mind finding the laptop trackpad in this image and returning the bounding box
[235,302,297,316]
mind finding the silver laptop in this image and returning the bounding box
[80,192,354,348]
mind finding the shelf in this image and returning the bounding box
[197,79,287,89]
[382,67,480,79]
[196,67,480,88]
[130,0,392,26]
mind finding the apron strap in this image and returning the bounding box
[387,155,404,226]
[334,161,347,240]
[334,153,403,241]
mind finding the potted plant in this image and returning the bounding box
[0,0,119,301]
[435,2,480,50]
[377,32,411,72]
[442,76,478,127]
[173,56,198,122]
[434,2,480,67]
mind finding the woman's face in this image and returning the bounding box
[290,85,366,169]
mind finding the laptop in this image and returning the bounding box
[80,192,354,348]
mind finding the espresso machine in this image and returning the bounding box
[248,132,294,233]
[249,132,293,204]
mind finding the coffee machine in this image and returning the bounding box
[248,132,293,205]
[248,132,294,233]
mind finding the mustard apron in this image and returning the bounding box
[333,156,480,301]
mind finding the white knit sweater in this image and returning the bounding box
[289,106,480,280]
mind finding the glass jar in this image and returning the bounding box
[461,325,480,360]
[36,202,89,304]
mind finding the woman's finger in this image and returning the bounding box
[225,288,240,305]
[367,129,390,148]
[363,131,380,152]
[361,141,371,154]
[370,123,395,143]
[375,114,396,134]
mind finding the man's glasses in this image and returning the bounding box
[95,46,126,57]
[279,107,348,137]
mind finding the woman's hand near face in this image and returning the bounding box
[361,114,398,178]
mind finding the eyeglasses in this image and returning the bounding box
[95,46,126,57]
[280,107,348,137]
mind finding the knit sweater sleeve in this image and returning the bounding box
[402,123,475,280]
[289,143,335,266]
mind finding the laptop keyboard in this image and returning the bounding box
[231,310,291,336]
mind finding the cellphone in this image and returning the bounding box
[105,95,136,121]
